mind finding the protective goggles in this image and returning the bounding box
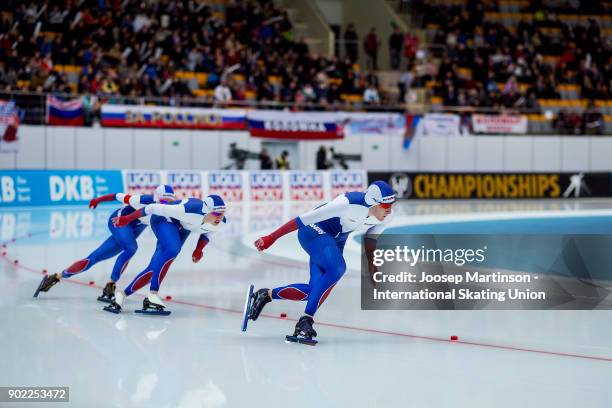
[379,202,394,209]
[210,211,225,217]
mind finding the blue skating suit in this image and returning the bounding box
[61,193,155,282]
[271,192,392,315]
[123,196,227,296]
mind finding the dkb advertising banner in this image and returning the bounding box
[361,234,612,310]
[368,172,612,199]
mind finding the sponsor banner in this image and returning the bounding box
[249,202,285,232]
[209,171,244,202]
[249,171,283,201]
[473,114,527,134]
[0,207,115,243]
[123,170,163,196]
[0,170,124,207]
[47,96,84,126]
[344,113,406,137]
[330,170,367,198]
[369,172,612,199]
[248,110,343,140]
[288,171,325,201]
[167,171,202,199]
[101,105,247,130]
[414,113,461,137]
[0,100,19,152]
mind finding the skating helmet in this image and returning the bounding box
[203,194,226,215]
[364,180,396,207]
[154,184,176,203]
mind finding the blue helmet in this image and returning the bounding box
[203,194,226,213]
[154,185,175,203]
[364,180,396,207]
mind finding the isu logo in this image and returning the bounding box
[209,171,243,201]
[168,172,202,199]
[290,173,323,201]
[390,173,412,199]
[125,172,161,195]
[331,171,365,197]
[250,172,283,201]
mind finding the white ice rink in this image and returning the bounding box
[1,200,612,408]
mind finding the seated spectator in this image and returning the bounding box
[214,80,232,103]
[363,83,380,104]
[582,102,604,135]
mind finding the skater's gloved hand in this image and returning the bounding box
[89,193,117,209]
[112,208,144,227]
[112,215,131,227]
[89,198,100,209]
[254,235,275,251]
[192,249,203,263]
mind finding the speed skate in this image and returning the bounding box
[241,284,255,331]
[135,294,171,316]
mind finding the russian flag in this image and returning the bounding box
[247,111,344,140]
[47,95,84,126]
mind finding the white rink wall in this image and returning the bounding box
[2,125,612,171]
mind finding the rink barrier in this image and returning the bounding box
[369,171,612,199]
[0,170,367,207]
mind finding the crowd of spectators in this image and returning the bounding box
[409,0,611,111]
[0,0,387,109]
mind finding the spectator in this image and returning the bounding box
[275,150,290,170]
[363,28,380,70]
[344,24,359,63]
[582,102,604,135]
[363,83,380,104]
[316,145,329,170]
[398,67,414,103]
[389,26,404,70]
[259,148,273,170]
[214,80,232,103]
[403,32,419,67]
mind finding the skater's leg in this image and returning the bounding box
[61,236,122,278]
[123,221,181,297]
[108,224,146,282]
[302,236,346,316]
[149,224,185,292]
[271,283,311,300]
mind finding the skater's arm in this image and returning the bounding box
[89,193,121,209]
[254,198,349,251]
[90,193,154,209]
[192,235,209,263]
[118,193,155,209]
[296,196,349,227]
[142,202,187,219]
[254,218,299,251]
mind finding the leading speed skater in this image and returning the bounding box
[243,180,395,343]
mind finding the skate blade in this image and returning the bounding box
[135,309,171,316]
[285,335,318,346]
[97,296,114,304]
[102,305,121,314]
[33,276,48,298]
[241,284,254,332]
